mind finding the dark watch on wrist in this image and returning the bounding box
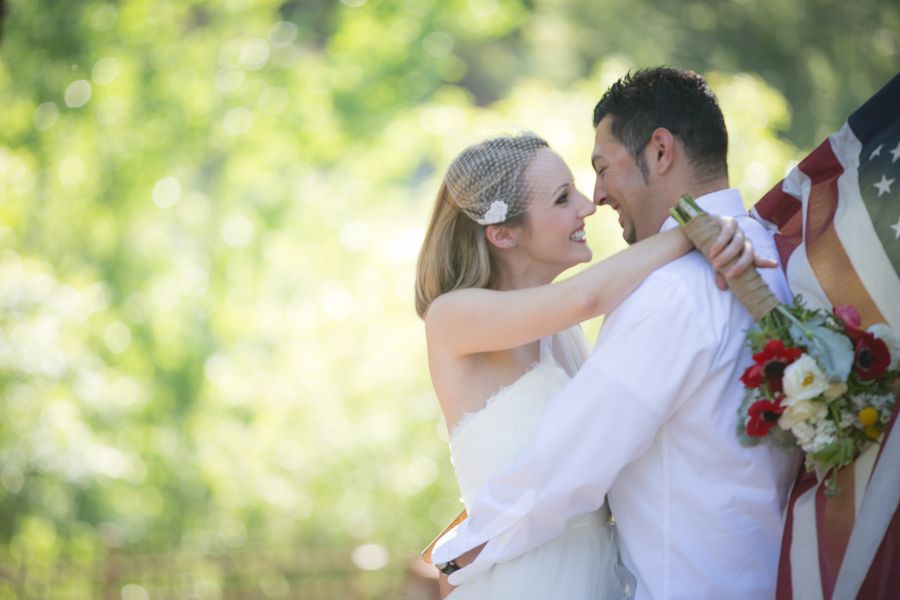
[435,559,461,575]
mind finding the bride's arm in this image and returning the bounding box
[426,218,755,356]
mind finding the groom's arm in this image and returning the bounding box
[432,268,716,584]
[436,543,485,598]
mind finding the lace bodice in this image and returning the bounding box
[449,327,589,509]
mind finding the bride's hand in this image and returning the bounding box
[706,216,778,291]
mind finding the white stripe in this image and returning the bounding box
[790,486,825,600]
[829,125,900,328]
[785,245,832,313]
[834,425,900,599]
[853,439,881,516]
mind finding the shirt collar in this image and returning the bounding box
[659,188,746,233]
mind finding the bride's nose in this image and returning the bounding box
[576,191,596,217]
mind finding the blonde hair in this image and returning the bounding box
[415,134,548,319]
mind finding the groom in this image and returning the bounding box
[432,67,800,598]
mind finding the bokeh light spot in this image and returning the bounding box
[65,80,92,108]
[204,354,234,387]
[468,0,498,17]
[215,65,246,93]
[121,583,149,600]
[423,32,454,58]
[33,102,59,130]
[1,466,24,494]
[351,544,389,570]
[268,21,298,47]
[240,39,270,70]
[152,177,182,208]
[181,263,209,297]
[104,322,132,354]
[92,57,120,85]
[222,107,253,136]
[742,160,771,191]
[89,4,118,31]
[221,214,254,248]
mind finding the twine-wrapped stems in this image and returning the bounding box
[671,195,780,323]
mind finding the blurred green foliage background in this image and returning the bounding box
[0,0,897,596]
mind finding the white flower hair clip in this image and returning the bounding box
[476,200,509,225]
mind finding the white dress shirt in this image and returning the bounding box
[433,189,801,599]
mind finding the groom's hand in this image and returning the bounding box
[437,543,486,598]
[707,216,778,291]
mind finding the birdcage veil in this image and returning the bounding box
[443,132,549,225]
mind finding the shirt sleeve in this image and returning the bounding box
[433,266,718,585]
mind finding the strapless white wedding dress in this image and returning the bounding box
[446,327,634,600]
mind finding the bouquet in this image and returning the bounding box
[671,196,900,495]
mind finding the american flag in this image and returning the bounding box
[752,73,900,600]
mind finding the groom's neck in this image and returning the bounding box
[684,174,730,202]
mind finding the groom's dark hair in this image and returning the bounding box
[593,67,728,182]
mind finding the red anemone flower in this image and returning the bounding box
[853,332,891,380]
[746,397,785,437]
[748,340,803,392]
[740,364,764,388]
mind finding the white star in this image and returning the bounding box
[891,215,900,240]
[874,174,895,197]
[891,140,900,163]
[870,144,884,160]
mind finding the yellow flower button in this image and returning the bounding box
[858,407,879,427]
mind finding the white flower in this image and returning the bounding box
[839,410,856,429]
[813,419,837,450]
[782,354,829,404]
[779,399,828,430]
[867,324,900,370]
[852,391,895,412]
[476,200,509,225]
[788,420,816,449]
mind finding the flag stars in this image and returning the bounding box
[891,140,900,163]
[874,174,895,197]
[870,144,883,160]
[891,215,900,240]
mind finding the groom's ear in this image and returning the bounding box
[485,224,520,249]
[646,127,675,176]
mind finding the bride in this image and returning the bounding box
[415,133,761,599]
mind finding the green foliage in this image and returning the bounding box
[0,0,895,593]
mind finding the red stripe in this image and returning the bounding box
[815,480,839,598]
[817,468,858,599]
[755,185,803,270]
[858,509,900,598]
[754,138,846,273]
[796,140,843,245]
[858,401,900,599]
[755,182,802,229]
